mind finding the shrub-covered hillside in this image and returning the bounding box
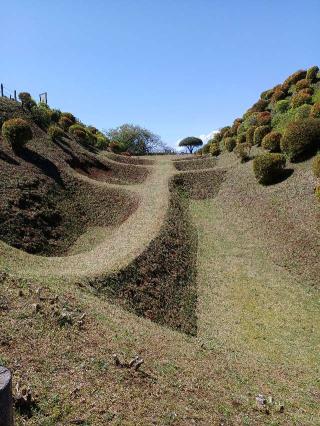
[201,66,320,189]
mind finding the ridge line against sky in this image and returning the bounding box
[1,0,320,148]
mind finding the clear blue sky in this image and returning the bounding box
[2,0,320,148]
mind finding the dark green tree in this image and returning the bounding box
[179,137,203,153]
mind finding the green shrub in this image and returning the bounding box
[312,88,320,104]
[294,104,312,120]
[316,186,320,201]
[271,109,296,132]
[295,79,310,91]
[109,141,123,153]
[260,88,274,100]
[274,100,290,113]
[253,153,286,185]
[291,91,312,108]
[312,155,320,178]
[311,103,320,118]
[201,143,211,155]
[61,112,76,124]
[18,92,36,110]
[87,126,98,134]
[69,124,90,146]
[48,124,64,141]
[246,127,256,146]
[2,118,32,150]
[224,137,236,152]
[209,142,220,156]
[50,109,61,123]
[306,66,319,82]
[253,125,270,146]
[96,134,109,150]
[280,118,320,161]
[58,116,73,130]
[237,133,246,144]
[261,131,282,152]
[234,143,251,163]
[31,104,51,129]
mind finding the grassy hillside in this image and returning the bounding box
[0,68,319,425]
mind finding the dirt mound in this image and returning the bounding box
[90,183,197,335]
[0,98,140,255]
[173,156,217,171]
[105,151,155,165]
[172,168,226,199]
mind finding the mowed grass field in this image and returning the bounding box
[0,150,319,425]
[191,198,320,425]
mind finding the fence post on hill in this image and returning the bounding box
[0,84,3,97]
[14,90,17,101]
[0,366,13,426]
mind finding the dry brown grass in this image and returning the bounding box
[173,156,217,171]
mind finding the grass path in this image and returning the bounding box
[190,198,320,424]
[0,156,175,279]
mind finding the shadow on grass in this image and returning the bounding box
[264,168,294,186]
[16,147,65,187]
[0,149,19,165]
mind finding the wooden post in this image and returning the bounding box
[0,367,13,426]
[0,84,3,97]
[14,91,17,101]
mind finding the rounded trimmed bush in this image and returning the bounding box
[294,104,312,120]
[253,125,270,146]
[58,116,73,130]
[234,143,251,163]
[61,112,76,124]
[280,118,320,161]
[311,103,320,118]
[253,153,286,185]
[31,104,51,129]
[312,155,320,178]
[261,131,282,152]
[256,111,271,126]
[209,142,220,156]
[224,137,236,152]
[2,118,32,150]
[18,92,36,110]
[260,88,274,101]
[284,69,307,86]
[246,126,256,146]
[274,100,290,113]
[249,99,268,113]
[237,133,246,144]
[48,124,64,141]
[306,66,319,82]
[96,134,109,150]
[270,88,286,103]
[69,124,89,146]
[50,109,61,123]
[291,91,312,108]
[295,79,310,91]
